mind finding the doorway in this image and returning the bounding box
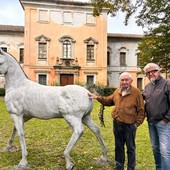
[60,74,74,86]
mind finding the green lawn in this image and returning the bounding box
[0,98,154,170]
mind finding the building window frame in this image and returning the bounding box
[119,47,128,66]
[86,13,96,25]
[63,11,73,24]
[35,34,51,62]
[38,42,47,60]
[35,70,50,85]
[18,42,24,64]
[86,74,96,85]
[38,9,49,23]
[19,47,24,63]
[84,37,98,64]
[59,35,76,59]
[137,77,143,90]
[38,74,47,85]
[107,46,112,66]
[87,45,94,61]
[0,42,8,52]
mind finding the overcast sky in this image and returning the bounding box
[0,0,144,34]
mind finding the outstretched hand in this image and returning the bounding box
[88,92,98,99]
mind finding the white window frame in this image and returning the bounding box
[84,37,98,64]
[59,36,76,59]
[86,74,96,85]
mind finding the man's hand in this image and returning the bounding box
[88,92,98,99]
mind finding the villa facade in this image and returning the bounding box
[0,0,147,89]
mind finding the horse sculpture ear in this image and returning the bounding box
[0,48,5,55]
[0,48,4,55]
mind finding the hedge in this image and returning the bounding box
[0,88,5,96]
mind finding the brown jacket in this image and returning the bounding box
[97,86,145,127]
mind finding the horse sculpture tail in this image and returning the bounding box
[86,84,106,127]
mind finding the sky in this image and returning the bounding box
[0,0,144,35]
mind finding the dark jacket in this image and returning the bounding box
[97,86,145,127]
[143,76,170,123]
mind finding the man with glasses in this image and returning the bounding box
[143,63,170,170]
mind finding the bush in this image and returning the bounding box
[103,87,116,96]
[86,84,116,96]
[0,88,5,96]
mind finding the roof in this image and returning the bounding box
[20,0,89,8]
[0,25,24,33]
[108,33,143,39]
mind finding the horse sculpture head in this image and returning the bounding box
[0,48,9,74]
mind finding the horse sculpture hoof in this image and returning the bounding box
[16,163,32,170]
[96,155,110,165]
[66,163,74,170]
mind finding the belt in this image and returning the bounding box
[114,119,133,125]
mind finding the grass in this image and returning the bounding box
[0,98,155,170]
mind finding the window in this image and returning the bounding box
[38,42,47,60]
[84,37,98,63]
[35,34,51,62]
[59,35,76,59]
[87,45,94,61]
[120,52,126,66]
[63,40,71,58]
[137,78,143,90]
[1,47,7,52]
[19,48,24,63]
[87,75,94,85]
[107,51,111,66]
[38,9,48,22]
[107,46,112,66]
[38,74,47,85]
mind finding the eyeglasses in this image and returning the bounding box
[146,70,158,76]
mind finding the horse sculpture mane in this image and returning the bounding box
[0,49,108,170]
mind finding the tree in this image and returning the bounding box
[137,25,170,77]
[91,0,170,28]
[91,0,170,76]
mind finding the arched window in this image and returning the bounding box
[119,47,127,66]
[59,35,76,59]
[63,40,71,58]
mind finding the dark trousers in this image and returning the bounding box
[113,121,137,170]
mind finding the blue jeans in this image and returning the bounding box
[148,122,170,170]
[113,121,136,170]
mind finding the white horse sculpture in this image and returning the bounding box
[0,49,108,170]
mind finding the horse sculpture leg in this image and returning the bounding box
[6,126,17,151]
[63,115,84,170]
[6,117,31,152]
[10,114,28,168]
[82,115,109,162]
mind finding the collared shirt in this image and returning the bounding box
[121,87,130,96]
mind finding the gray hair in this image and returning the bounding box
[143,63,160,72]
[119,72,133,80]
